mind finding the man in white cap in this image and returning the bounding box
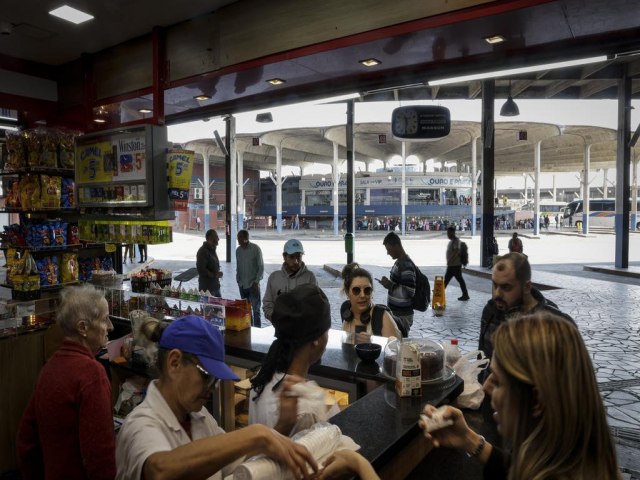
[262,239,317,320]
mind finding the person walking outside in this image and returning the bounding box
[507,232,523,253]
[196,216,201,231]
[263,239,316,321]
[444,226,470,301]
[236,229,264,327]
[378,232,415,335]
[138,243,147,263]
[197,229,222,297]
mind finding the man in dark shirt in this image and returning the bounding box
[479,252,574,381]
[196,229,222,296]
[378,232,416,335]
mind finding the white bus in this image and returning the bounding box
[560,199,640,229]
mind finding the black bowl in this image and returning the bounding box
[355,343,382,362]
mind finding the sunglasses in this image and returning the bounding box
[350,286,373,296]
[186,356,219,390]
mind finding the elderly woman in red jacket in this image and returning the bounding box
[17,284,115,480]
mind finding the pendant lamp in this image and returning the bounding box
[500,80,520,117]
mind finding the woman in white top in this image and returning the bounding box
[249,284,338,435]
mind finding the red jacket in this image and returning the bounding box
[17,340,116,480]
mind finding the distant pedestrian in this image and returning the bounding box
[444,226,470,301]
[378,232,416,335]
[544,214,550,230]
[123,243,134,264]
[555,214,559,228]
[196,216,201,231]
[236,230,264,327]
[263,239,317,320]
[137,244,147,263]
[196,229,222,296]
[508,232,523,254]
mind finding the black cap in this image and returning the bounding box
[272,284,331,344]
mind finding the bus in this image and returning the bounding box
[560,199,640,229]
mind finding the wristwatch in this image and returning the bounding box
[466,435,486,458]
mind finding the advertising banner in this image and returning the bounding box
[166,149,195,211]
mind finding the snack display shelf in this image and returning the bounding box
[0,207,78,214]
[1,244,83,252]
[0,167,75,176]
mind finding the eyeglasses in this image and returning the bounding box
[185,356,219,390]
[350,286,373,296]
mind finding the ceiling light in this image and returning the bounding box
[49,5,94,24]
[138,108,152,114]
[359,58,381,67]
[255,112,273,123]
[428,55,608,86]
[499,80,520,117]
[267,78,285,86]
[484,35,506,45]
[93,118,106,123]
[194,95,211,101]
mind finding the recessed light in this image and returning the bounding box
[484,35,506,45]
[49,5,94,25]
[267,78,285,86]
[193,95,211,101]
[93,118,106,123]
[359,58,381,67]
[138,108,152,114]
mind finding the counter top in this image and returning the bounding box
[330,377,464,475]
[224,327,389,384]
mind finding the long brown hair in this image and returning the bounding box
[493,312,620,480]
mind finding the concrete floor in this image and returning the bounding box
[133,228,640,478]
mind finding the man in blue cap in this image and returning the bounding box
[116,315,317,480]
[262,239,317,320]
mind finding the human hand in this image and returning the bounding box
[355,331,372,344]
[275,375,305,435]
[258,426,318,479]
[217,271,223,278]
[419,404,471,450]
[251,282,260,293]
[377,276,392,290]
[317,450,379,480]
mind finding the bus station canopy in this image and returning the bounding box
[183,122,640,176]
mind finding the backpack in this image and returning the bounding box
[411,263,430,312]
[372,304,408,338]
[460,241,469,266]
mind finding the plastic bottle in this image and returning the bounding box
[445,338,461,368]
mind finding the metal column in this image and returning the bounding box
[224,116,236,263]
[346,100,355,264]
[533,141,540,235]
[582,144,591,234]
[401,142,406,236]
[481,80,495,268]
[615,65,631,268]
[332,142,340,236]
[471,136,478,237]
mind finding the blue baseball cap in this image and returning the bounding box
[159,315,239,381]
[283,239,304,255]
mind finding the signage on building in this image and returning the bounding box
[298,173,472,191]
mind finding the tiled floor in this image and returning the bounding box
[141,232,640,477]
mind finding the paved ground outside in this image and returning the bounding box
[130,228,640,478]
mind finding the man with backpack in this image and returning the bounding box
[444,226,470,301]
[378,232,418,336]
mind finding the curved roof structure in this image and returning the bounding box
[184,121,638,176]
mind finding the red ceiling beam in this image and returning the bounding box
[152,26,166,126]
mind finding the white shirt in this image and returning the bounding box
[248,373,340,435]
[116,380,239,480]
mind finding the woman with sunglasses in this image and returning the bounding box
[116,315,317,480]
[340,264,400,343]
[420,312,621,480]
[250,284,337,436]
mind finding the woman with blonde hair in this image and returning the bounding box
[421,311,621,480]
